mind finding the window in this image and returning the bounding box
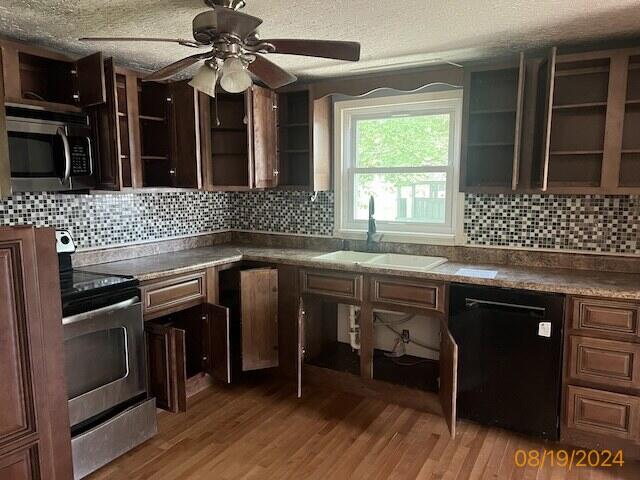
[334,90,463,244]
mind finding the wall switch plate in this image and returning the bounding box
[538,322,552,338]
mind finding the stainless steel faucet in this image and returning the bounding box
[366,195,383,252]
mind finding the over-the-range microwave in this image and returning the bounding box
[6,105,95,192]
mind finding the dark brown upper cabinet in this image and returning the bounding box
[199,85,276,191]
[276,89,312,189]
[460,53,530,193]
[95,71,201,190]
[533,47,640,194]
[94,61,142,190]
[276,87,331,192]
[0,39,106,112]
[199,85,331,192]
[138,80,200,189]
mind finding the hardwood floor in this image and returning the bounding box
[90,379,640,480]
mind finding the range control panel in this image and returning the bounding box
[55,229,76,254]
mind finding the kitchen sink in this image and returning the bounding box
[313,251,447,272]
[362,253,447,272]
[312,250,382,263]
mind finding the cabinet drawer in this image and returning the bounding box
[566,385,640,441]
[141,271,207,318]
[572,297,640,337]
[370,276,446,313]
[300,270,363,302]
[569,335,640,390]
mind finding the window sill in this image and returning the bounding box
[335,229,463,246]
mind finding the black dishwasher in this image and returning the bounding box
[449,284,565,439]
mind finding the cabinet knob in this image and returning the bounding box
[202,354,208,362]
[169,169,176,175]
[272,104,278,111]
[273,169,279,177]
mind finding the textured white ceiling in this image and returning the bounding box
[1,0,640,80]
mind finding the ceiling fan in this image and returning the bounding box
[79,0,361,96]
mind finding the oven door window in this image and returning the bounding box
[65,327,128,399]
[8,131,65,178]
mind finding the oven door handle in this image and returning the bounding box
[63,297,140,326]
[58,126,72,184]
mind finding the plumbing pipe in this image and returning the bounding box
[349,305,360,350]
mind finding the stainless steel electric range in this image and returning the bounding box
[57,230,157,479]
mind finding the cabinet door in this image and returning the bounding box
[94,58,121,190]
[312,95,331,191]
[75,51,106,107]
[297,297,306,398]
[0,47,11,198]
[0,227,73,479]
[536,47,557,191]
[206,303,232,384]
[0,446,39,480]
[240,268,279,371]
[145,323,187,412]
[439,320,458,438]
[252,85,278,188]
[170,81,200,189]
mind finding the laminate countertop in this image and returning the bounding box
[78,244,640,301]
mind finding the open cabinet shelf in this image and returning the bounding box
[461,57,525,192]
[277,90,312,188]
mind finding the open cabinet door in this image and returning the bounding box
[0,47,11,198]
[251,85,278,188]
[312,95,331,191]
[206,303,232,384]
[145,322,187,412]
[94,57,121,190]
[439,319,458,438]
[75,51,106,107]
[169,80,200,189]
[240,268,279,371]
[537,47,557,192]
[297,297,306,398]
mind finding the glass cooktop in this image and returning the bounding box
[60,270,138,299]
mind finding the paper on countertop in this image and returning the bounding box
[455,268,498,279]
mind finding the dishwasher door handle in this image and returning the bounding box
[465,298,546,316]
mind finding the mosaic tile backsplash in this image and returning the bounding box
[0,191,232,249]
[230,191,334,236]
[0,190,334,249]
[464,194,639,254]
[0,190,638,255]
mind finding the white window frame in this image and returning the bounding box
[333,90,464,245]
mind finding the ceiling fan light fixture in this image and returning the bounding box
[188,61,219,97]
[220,57,252,93]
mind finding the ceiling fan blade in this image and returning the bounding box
[248,55,297,90]
[79,37,208,48]
[144,52,213,81]
[262,39,361,61]
[216,8,263,39]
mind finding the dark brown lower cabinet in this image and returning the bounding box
[0,226,73,479]
[144,267,279,412]
[296,292,458,438]
[145,322,187,413]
